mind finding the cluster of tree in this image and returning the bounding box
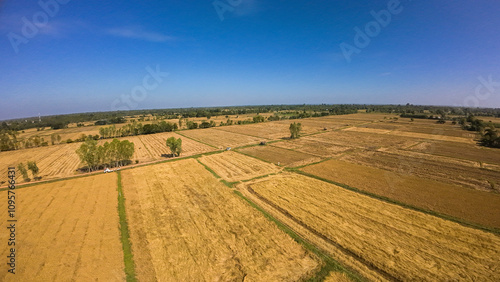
[76,138,135,172]
[457,116,496,132]
[480,128,500,148]
[0,130,18,151]
[253,115,265,123]
[99,121,178,139]
[166,137,182,157]
[0,130,59,151]
[289,122,302,139]
[76,134,100,142]
[456,116,500,148]
[186,121,199,129]
[94,116,126,125]
[17,161,39,181]
[50,133,62,145]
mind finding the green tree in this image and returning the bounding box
[117,140,135,166]
[76,138,99,172]
[27,161,39,179]
[166,137,182,157]
[50,133,57,145]
[17,163,29,181]
[289,122,302,139]
[253,115,265,123]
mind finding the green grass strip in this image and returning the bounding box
[233,190,364,282]
[195,158,240,188]
[116,171,137,281]
[195,158,221,179]
[290,169,500,235]
[221,180,239,188]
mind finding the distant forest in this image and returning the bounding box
[2,104,499,131]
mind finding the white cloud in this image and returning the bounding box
[106,26,174,42]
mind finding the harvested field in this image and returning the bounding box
[302,159,500,229]
[238,145,321,167]
[197,151,280,182]
[409,140,500,165]
[179,128,261,148]
[127,132,214,163]
[339,150,500,191]
[344,126,474,144]
[243,173,500,281]
[273,138,353,158]
[121,159,319,281]
[0,142,82,183]
[215,122,297,139]
[0,174,124,281]
[359,121,476,138]
[306,130,420,151]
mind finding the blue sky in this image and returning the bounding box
[1,0,499,120]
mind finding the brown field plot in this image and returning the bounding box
[197,151,280,181]
[123,132,214,163]
[215,122,298,139]
[121,159,319,281]
[179,128,262,148]
[340,150,500,191]
[343,126,474,144]
[409,140,500,165]
[305,130,420,151]
[0,142,82,183]
[242,173,500,281]
[238,145,321,167]
[273,138,354,158]
[0,174,124,281]
[302,159,500,229]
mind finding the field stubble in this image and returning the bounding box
[242,173,500,281]
[0,173,124,281]
[121,159,320,281]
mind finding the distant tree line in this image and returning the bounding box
[11,104,498,131]
[98,121,178,139]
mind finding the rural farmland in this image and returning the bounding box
[2,109,500,280]
[3,0,500,279]
[0,174,124,281]
[120,159,319,281]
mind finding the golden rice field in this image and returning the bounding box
[121,159,320,281]
[122,132,214,163]
[241,173,500,281]
[272,137,353,158]
[237,145,321,167]
[179,128,262,148]
[2,112,500,281]
[344,126,474,144]
[197,151,280,181]
[340,149,500,191]
[0,142,82,184]
[0,174,124,281]
[302,159,500,229]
